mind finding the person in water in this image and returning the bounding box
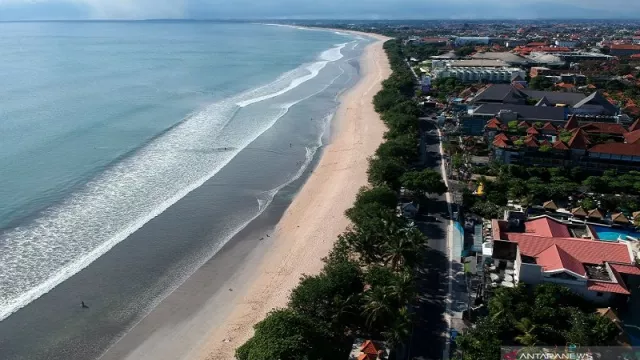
[81,301,89,309]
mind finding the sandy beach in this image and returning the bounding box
[96,30,391,360]
[197,32,391,359]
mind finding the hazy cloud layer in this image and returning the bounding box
[0,0,637,20]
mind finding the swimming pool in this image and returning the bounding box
[592,225,640,241]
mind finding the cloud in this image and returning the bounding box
[0,0,637,20]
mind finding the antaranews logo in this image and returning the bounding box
[502,347,595,360]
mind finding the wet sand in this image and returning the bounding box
[98,31,391,360]
[198,32,391,360]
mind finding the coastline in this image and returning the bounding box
[95,30,391,360]
[197,31,391,359]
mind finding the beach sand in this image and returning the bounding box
[98,31,391,360]
[197,32,391,360]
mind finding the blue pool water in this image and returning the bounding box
[593,225,640,241]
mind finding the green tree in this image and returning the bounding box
[375,135,418,163]
[514,318,538,346]
[288,257,364,332]
[368,156,408,190]
[381,227,426,270]
[382,306,413,348]
[236,309,337,360]
[452,153,464,170]
[529,76,554,90]
[349,185,398,213]
[362,286,395,329]
[400,169,448,197]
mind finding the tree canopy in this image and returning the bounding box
[455,284,619,360]
[400,169,448,196]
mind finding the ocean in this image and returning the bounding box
[0,21,370,359]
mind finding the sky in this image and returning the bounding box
[0,0,638,21]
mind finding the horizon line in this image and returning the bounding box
[2,17,640,23]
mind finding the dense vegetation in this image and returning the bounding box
[237,39,446,359]
[466,163,640,219]
[455,284,619,360]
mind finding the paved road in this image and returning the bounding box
[405,120,451,360]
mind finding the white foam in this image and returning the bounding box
[320,43,347,61]
[0,40,353,322]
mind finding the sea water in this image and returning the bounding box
[0,21,370,359]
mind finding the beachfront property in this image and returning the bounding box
[431,60,526,83]
[486,117,640,173]
[458,84,625,135]
[481,213,640,304]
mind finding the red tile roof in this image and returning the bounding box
[358,353,377,360]
[553,140,569,150]
[524,217,572,238]
[502,233,633,265]
[580,123,628,135]
[624,130,640,144]
[611,44,640,50]
[495,133,509,141]
[527,127,540,135]
[539,139,552,147]
[536,244,586,277]
[541,122,557,132]
[361,340,380,355]
[567,129,591,149]
[610,263,640,276]
[486,118,502,130]
[589,142,640,156]
[587,269,630,295]
[524,136,539,147]
[493,137,510,148]
[518,121,530,128]
[564,115,579,130]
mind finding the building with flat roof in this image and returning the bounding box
[432,67,526,83]
[471,51,530,66]
[454,36,490,46]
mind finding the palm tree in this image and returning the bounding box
[514,318,539,347]
[382,227,427,271]
[387,271,416,306]
[382,306,413,349]
[362,286,394,329]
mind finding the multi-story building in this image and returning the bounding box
[485,213,640,304]
[610,44,640,57]
[487,117,640,173]
[454,36,490,46]
[433,67,526,83]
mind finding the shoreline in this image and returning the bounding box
[198,31,391,359]
[97,30,390,360]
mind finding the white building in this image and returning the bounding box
[432,66,526,83]
[555,39,578,48]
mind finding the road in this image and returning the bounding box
[405,119,452,360]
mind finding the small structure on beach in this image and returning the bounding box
[349,338,390,360]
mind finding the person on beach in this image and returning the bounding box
[81,301,89,309]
